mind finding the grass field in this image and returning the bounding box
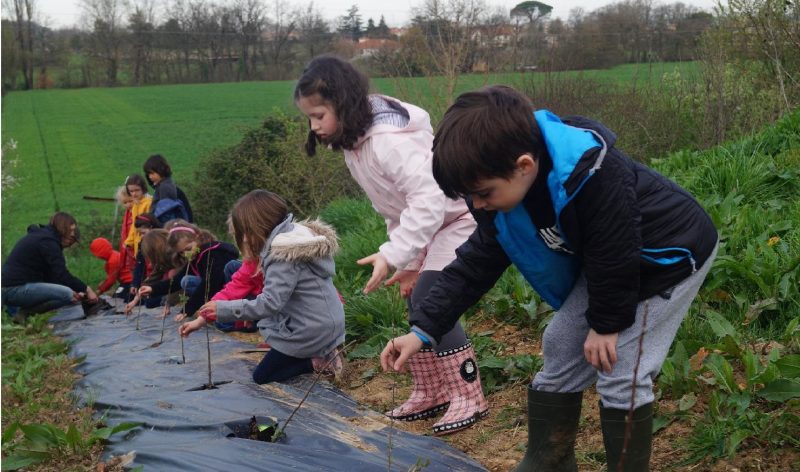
[2,61,798,470]
[1,61,700,268]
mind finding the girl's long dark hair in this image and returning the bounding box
[294,55,372,155]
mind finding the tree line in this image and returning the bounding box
[1,0,791,93]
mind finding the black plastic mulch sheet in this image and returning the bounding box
[52,303,487,471]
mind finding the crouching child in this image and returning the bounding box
[180,190,345,384]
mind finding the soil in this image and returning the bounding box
[9,317,794,471]
[228,319,799,472]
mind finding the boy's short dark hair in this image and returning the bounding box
[143,154,172,186]
[432,85,546,199]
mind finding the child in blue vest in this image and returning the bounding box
[380,86,718,471]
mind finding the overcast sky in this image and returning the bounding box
[27,0,718,29]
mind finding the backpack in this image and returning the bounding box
[153,198,189,225]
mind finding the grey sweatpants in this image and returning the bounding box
[532,244,718,409]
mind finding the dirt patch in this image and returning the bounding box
[337,316,799,472]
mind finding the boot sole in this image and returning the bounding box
[432,409,489,435]
[386,402,450,421]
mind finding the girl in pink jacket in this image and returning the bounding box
[210,259,261,333]
[295,55,488,435]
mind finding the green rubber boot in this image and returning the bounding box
[600,402,653,472]
[512,387,582,472]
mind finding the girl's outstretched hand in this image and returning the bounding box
[179,316,207,337]
[197,301,217,322]
[385,270,419,298]
[124,296,140,315]
[357,252,391,294]
[138,286,152,297]
[380,333,424,372]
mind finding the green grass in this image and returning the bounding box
[1,61,701,275]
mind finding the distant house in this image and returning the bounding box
[356,38,400,57]
[389,27,407,38]
[471,25,515,48]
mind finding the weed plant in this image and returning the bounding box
[653,110,800,460]
[1,312,140,470]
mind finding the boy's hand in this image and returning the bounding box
[380,333,424,372]
[385,270,419,298]
[584,329,619,374]
[357,252,391,294]
[138,286,152,297]
[179,316,207,337]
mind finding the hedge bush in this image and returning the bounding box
[189,111,362,234]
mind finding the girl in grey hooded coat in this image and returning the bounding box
[180,190,345,383]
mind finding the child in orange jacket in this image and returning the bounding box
[90,237,133,300]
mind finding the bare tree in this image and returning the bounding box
[296,2,330,64]
[263,0,298,80]
[3,0,36,89]
[231,0,265,80]
[129,0,157,85]
[412,0,488,106]
[80,0,128,85]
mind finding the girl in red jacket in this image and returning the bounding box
[89,237,133,299]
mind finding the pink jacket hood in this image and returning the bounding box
[344,95,475,272]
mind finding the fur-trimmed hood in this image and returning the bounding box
[270,219,339,262]
[260,214,339,278]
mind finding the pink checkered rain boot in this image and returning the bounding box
[386,348,450,421]
[432,343,489,435]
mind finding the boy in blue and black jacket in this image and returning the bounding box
[380,85,718,471]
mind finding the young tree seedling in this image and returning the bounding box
[272,340,355,442]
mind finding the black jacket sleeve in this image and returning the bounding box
[410,220,511,342]
[40,240,87,292]
[132,252,145,288]
[572,151,641,334]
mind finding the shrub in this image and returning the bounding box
[189,111,362,234]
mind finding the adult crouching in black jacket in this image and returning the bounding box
[2,212,99,322]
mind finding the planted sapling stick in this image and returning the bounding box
[273,340,356,442]
[619,301,648,472]
[177,256,194,363]
[135,301,143,330]
[206,324,212,387]
[150,302,171,348]
[387,320,399,471]
[204,258,214,388]
[159,302,170,343]
[180,330,186,364]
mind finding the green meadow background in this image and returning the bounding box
[1,61,699,261]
